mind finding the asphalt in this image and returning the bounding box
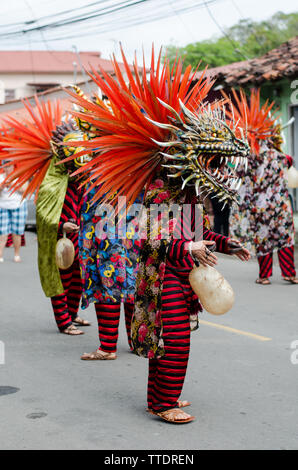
[0,231,297,450]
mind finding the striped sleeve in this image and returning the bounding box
[167,240,194,268]
[58,185,81,235]
[203,228,230,254]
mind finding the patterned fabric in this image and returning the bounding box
[79,187,142,308]
[229,146,295,257]
[0,203,28,235]
[50,259,82,331]
[131,173,187,360]
[258,245,296,279]
[147,268,191,412]
[131,171,230,359]
[50,183,84,330]
[6,234,26,247]
[57,182,84,259]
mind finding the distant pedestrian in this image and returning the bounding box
[0,164,28,263]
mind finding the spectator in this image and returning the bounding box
[0,165,28,263]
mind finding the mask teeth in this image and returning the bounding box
[157,97,184,124]
[145,116,179,132]
[229,178,237,190]
[235,178,242,190]
[181,174,195,189]
[162,164,185,170]
[160,152,186,161]
[221,200,228,211]
[179,99,201,126]
[168,171,183,178]
[195,179,201,196]
[151,139,183,147]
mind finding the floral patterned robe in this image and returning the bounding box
[230,146,295,257]
[79,187,142,308]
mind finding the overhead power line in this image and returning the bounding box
[0,0,119,27]
[202,0,248,60]
[0,0,223,45]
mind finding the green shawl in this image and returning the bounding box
[36,156,69,297]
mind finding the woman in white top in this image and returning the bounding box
[0,165,28,262]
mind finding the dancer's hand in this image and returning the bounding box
[188,240,218,267]
[63,222,79,233]
[227,238,250,261]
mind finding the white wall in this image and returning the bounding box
[0,71,87,102]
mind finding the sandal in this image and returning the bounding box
[61,325,84,336]
[147,400,191,412]
[81,349,117,360]
[283,277,298,284]
[73,316,91,326]
[148,407,195,424]
[255,278,271,285]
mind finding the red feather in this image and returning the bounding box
[0,96,63,200]
[65,46,215,206]
[222,88,279,155]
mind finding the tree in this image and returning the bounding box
[165,11,298,69]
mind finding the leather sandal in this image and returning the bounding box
[61,325,84,335]
[81,349,117,360]
[282,277,298,284]
[148,407,195,424]
[255,278,271,285]
[146,400,191,412]
[73,316,91,326]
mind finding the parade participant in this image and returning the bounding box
[0,97,92,333]
[79,186,142,359]
[70,86,142,358]
[64,47,250,423]
[226,89,297,285]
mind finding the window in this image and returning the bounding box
[4,89,15,102]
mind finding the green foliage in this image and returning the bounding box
[165,11,298,69]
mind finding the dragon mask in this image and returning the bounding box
[63,47,249,206]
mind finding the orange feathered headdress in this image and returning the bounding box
[221,88,279,155]
[63,46,216,205]
[0,96,63,200]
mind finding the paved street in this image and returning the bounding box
[0,231,297,450]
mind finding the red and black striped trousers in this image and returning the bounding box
[95,302,134,353]
[147,269,191,412]
[50,259,82,331]
[257,245,296,279]
[6,233,26,247]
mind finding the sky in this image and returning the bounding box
[0,0,296,62]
